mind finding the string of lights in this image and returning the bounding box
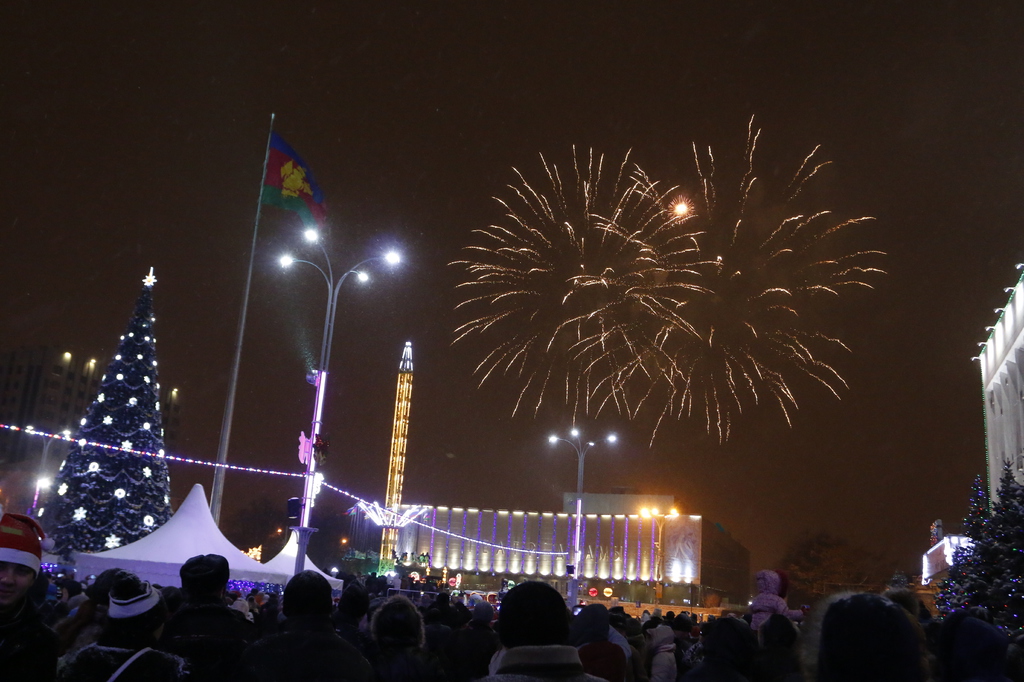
[7,422,568,557]
[1,423,305,479]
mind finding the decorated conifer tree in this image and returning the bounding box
[50,270,172,556]
[979,465,1024,626]
[935,475,990,614]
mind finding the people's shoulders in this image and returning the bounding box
[164,602,255,635]
[478,674,606,682]
[59,645,187,681]
[240,630,371,669]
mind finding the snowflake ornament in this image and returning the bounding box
[128,397,137,406]
[57,483,68,496]
[143,515,154,527]
[103,416,113,425]
[121,440,132,450]
[144,376,150,384]
[105,534,122,549]
[114,488,126,499]
[143,467,152,478]
[97,393,105,402]
[73,507,87,521]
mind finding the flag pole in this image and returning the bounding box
[210,112,275,524]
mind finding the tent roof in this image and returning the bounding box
[263,530,344,590]
[73,483,294,586]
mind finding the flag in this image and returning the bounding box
[260,132,326,226]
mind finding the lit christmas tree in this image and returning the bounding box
[935,475,990,614]
[50,269,172,556]
[978,465,1024,627]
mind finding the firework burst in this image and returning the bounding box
[453,124,883,443]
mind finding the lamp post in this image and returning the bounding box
[548,428,617,605]
[30,429,70,517]
[281,229,401,576]
[640,507,679,601]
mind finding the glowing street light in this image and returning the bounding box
[640,507,681,592]
[281,231,402,576]
[548,428,617,604]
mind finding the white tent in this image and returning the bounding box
[262,530,343,590]
[73,483,295,587]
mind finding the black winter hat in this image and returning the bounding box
[180,554,230,595]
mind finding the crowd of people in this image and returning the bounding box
[0,511,1020,681]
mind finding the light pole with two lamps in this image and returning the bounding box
[640,507,679,602]
[280,228,401,576]
[548,428,617,604]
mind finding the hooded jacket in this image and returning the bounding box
[647,625,676,682]
[750,570,803,631]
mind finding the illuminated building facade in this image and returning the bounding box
[392,504,750,606]
[0,347,103,466]
[379,342,413,573]
[980,269,1024,497]
[0,346,182,512]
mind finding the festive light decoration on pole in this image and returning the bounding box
[378,342,414,574]
[50,269,173,556]
[359,501,428,529]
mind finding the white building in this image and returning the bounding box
[980,268,1024,498]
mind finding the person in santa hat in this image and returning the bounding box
[0,512,59,681]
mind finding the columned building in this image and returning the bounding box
[391,502,750,607]
[980,269,1024,497]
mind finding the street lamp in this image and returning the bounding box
[548,428,617,604]
[31,430,70,517]
[640,507,679,600]
[280,229,401,575]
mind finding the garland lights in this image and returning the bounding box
[9,423,568,558]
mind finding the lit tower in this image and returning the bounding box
[379,342,413,574]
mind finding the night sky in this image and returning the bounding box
[3,3,1023,574]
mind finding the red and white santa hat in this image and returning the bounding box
[0,513,54,575]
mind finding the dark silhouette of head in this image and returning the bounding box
[179,554,230,601]
[283,570,332,618]
[496,581,569,648]
[372,595,425,649]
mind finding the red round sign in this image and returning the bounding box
[588,587,598,597]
